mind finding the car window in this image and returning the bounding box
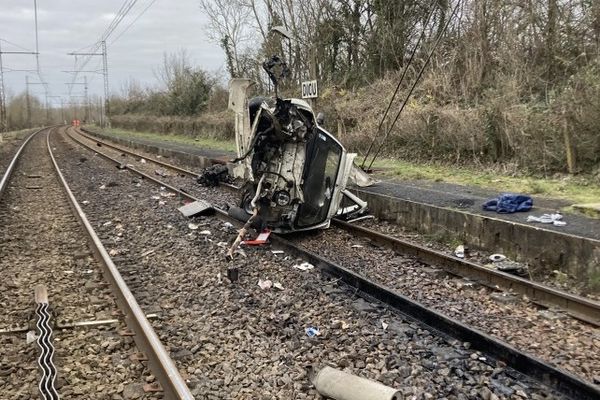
[296,130,342,228]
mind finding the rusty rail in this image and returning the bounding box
[48,127,193,400]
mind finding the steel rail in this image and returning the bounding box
[332,219,600,326]
[47,127,193,400]
[76,127,238,190]
[75,126,600,326]
[63,125,600,400]
[76,127,203,175]
[0,127,49,200]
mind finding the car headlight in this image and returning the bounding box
[274,190,291,206]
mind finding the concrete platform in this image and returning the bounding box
[573,203,600,218]
[82,127,600,288]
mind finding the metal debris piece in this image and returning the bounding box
[178,200,214,217]
[489,254,507,262]
[293,262,314,271]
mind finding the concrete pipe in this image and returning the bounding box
[313,366,402,400]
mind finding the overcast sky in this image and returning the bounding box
[0,0,225,106]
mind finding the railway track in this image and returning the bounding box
[73,126,600,326]
[0,127,192,399]
[64,126,600,399]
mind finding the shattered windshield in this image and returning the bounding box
[296,130,342,228]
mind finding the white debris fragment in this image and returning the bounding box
[188,223,199,230]
[103,221,112,227]
[109,249,119,256]
[293,262,315,271]
[99,184,106,190]
[140,158,147,163]
[271,250,285,255]
[351,244,363,248]
[258,279,273,290]
[381,321,389,331]
[223,222,234,228]
[454,245,465,258]
[273,282,284,291]
[151,195,160,200]
[527,213,566,226]
[489,254,507,262]
[160,191,175,198]
[199,230,211,235]
[26,331,37,344]
[82,200,90,205]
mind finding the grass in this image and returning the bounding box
[370,158,600,205]
[87,124,236,153]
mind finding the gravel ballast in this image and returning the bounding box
[54,127,569,398]
[0,128,155,400]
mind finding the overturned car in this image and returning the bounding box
[209,56,369,234]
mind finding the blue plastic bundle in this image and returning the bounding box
[482,193,533,214]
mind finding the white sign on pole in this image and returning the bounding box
[301,80,318,99]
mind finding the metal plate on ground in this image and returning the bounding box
[178,200,214,217]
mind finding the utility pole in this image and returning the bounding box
[68,40,110,127]
[0,40,38,131]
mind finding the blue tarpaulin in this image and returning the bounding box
[483,193,533,214]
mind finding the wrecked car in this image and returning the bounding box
[223,55,368,234]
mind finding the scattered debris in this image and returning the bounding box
[26,330,37,344]
[305,327,320,337]
[159,191,175,198]
[178,200,213,217]
[108,249,119,256]
[454,245,465,258]
[489,253,506,262]
[140,158,147,164]
[273,282,284,291]
[494,260,529,277]
[188,223,199,230]
[154,169,169,177]
[381,321,389,330]
[293,262,314,271]
[313,366,401,400]
[351,244,364,248]
[527,213,566,226]
[199,230,211,235]
[99,184,106,190]
[196,164,231,187]
[82,200,90,205]
[241,230,271,245]
[271,250,284,255]
[258,279,273,290]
